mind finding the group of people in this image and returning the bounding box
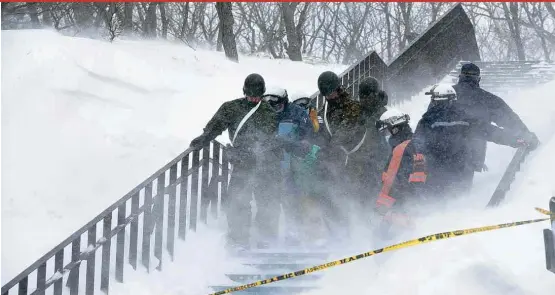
[189,62,539,251]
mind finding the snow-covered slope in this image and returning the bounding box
[3,29,555,295]
[1,29,345,283]
[302,80,555,295]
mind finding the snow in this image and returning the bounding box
[2,29,555,295]
[302,79,555,295]
[1,29,344,284]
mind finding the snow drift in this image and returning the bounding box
[1,29,344,283]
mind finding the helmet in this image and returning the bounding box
[425,84,457,101]
[263,86,288,104]
[263,86,288,112]
[376,108,410,133]
[292,97,311,108]
[317,71,340,96]
[460,62,480,77]
[243,73,266,97]
[359,77,380,97]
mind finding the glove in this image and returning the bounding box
[518,132,540,151]
[298,145,320,173]
[189,135,207,150]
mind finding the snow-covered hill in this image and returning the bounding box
[2,29,555,295]
[1,29,345,283]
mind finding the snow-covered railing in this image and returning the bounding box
[1,141,231,295]
[544,197,555,275]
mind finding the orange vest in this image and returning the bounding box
[376,140,427,209]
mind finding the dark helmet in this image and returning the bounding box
[459,62,481,84]
[317,71,340,96]
[243,73,266,97]
[460,62,480,77]
[359,77,380,97]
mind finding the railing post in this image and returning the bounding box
[67,237,81,295]
[190,150,200,231]
[115,203,126,282]
[211,144,221,218]
[201,145,211,224]
[154,174,166,271]
[18,277,28,295]
[179,155,189,240]
[129,192,139,270]
[221,147,230,212]
[544,197,555,274]
[86,225,96,295]
[100,214,112,294]
[141,183,153,272]
[36,263,46,295]
[53,250,63,295]
[167,164,178,261]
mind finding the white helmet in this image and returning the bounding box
[263,86,288,103]
[425,84,457,101]
[376,107,410,132]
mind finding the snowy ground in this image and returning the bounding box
[3,29,555,295]
[303,80,555,295]
[1,29,344,283]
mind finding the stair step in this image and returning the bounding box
[235,249,330,260]
[210,282,319,294]
[243,262,317,271]
[226,272,323,283]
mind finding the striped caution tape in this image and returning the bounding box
[208,209,552,295]
[535,207,555,217]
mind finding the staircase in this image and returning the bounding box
[445,61,555,97]
[210,249,329,294]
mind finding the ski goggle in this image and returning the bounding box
[262,94,287,103]
[292,97,311,108]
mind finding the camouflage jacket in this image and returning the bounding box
[190,97,279,166]
[316,89,367,178]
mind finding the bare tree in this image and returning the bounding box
[280,2,310,61]
[215,2,238,62]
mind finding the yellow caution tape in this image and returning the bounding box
[535,207,555,217]
[209,210,551,295]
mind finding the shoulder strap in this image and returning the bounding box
[340,128,368,166]
[231,101,262,146]
[323,100,332,137]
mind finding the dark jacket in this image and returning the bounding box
[275,102,316,163]
[316,88,366,180]
[414,102,521,175]
[432,78,530,170]
[277,102,314,143]
[190,97,278,167]
[349,96,391,191]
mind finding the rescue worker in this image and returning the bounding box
[441,62,539,173]
[262,87,320,246]
[351,76,391,210]
[189,73,280,251]
[314,71,366,239]
[373,108,423,239]
[413,84,533,201]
